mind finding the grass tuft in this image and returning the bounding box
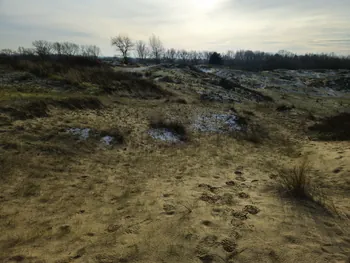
[309,112,350,141]
[279,158,312,199]
[278,158,339,215]
[149,115,189,141]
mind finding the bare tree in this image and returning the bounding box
[81,45,101,58]
[223,50,235,65]
[203,51,213,63]
[198,51,206,63]
[189,51,200,64]
[17,46,35,56]
[89,45,101,58]
[32,40,53,57]
[59,42,80,56]
[178,49,189,63]
[225,50,235,59]
[165,48,176,63]
[135,40,149,60]
[0,49,15,56]
[111,34,134,63]
[278,50,295,58]
[52,42,62,56]
[149,34,164,63]
[163,49,172,62]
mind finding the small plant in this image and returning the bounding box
[18,182,41,197]
[0,154,13,180]
[278,159,339,215]
[279,158,312,199]
[234,122,268,144]
[309,112,350,141]
[64,68,83,85]
[209,52,223,65]
[149,115,189,141]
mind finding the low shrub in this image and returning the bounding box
[278,158,338,215]
[149,115,189,141]
[309,112,350,141]
[279,159,312,199]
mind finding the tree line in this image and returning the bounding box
[111,33,350,70]
[1,35,350,70]
[0,40,101,58]
[111,34,213,64]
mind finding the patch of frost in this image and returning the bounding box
[101,136,114,145]
[197,67,215,74]
[193,114,242,133]
[148,129,181,143]
[67,128,91,140]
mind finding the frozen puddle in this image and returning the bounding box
[148,128,181,143]
[193,113,242,133]
[67,128,115,146]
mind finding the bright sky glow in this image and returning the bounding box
[0,0,349,56]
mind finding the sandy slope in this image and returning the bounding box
[1,98,349,263]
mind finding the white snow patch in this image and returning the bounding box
[148,129,181,143]
[67,128,91,140]
[197,67,215,74]
[101,136,114,145]
[193,113,242,133]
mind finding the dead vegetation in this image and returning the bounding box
[278,158,314,199]
[237,122,270,144]
[0,95,102,121]
[0,63,350,262]
[2,59,173,98]
[149,114,189,142]
[277,158,338,215]
[309,112,350,141]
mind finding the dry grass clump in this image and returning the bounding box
[278,158,338,215]
[0,96,102,121]
[309,112,350,141]
[149,114,189,142]
[279,158,313,199]
[0,153,14,180]
[6,59,172,97]
[233,120,269,144]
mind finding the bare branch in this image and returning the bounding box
[32,40,53,57]
[149,34,164,63]
[111,34,134,63]
[135,40,149,60]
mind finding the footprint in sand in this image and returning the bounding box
[200,192,221,204]
[221,238,237,253]
[200,235,220,247]
[221,193,236,206]
[238,192,250,199]
[333,167,343,173]
[196,248,226,263]
[8,256,25,262]
[106,224,121,233]
[201,220,215,227]
[163,204,176,215]
[211,207,231,217]
[244,205,260,215]
[225,181,236,186]
[198,183,219,193]
[236,176,246,182]
[232,210,249,220]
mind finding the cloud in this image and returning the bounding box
[0,0,349,55]
[0,15,93,39]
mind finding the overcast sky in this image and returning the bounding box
[1,0,349,56]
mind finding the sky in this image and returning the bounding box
[1,0,350,56]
